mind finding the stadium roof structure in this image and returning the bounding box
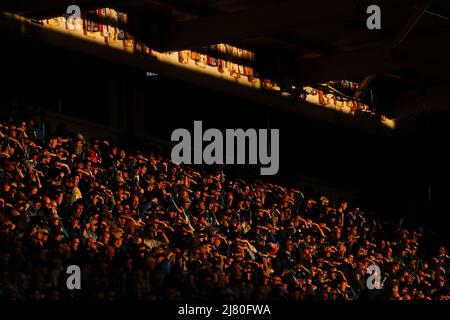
[2,0,450,121]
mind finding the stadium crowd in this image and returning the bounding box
[0,118,449,301]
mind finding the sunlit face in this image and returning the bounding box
[32,199,42,209]
[3,184,11,192]
[132,196,139,208]
[114,238,123,247]
[43,198,52,210]
[73,175,80,186]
